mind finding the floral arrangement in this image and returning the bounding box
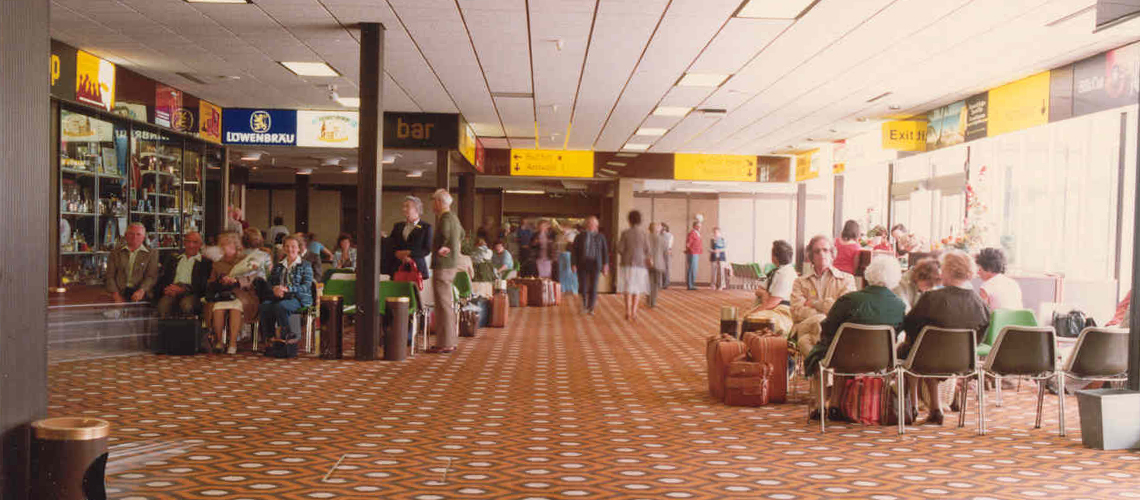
[939,165,991,252]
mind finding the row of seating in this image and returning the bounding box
[730,262,775,290]
[818,323,1127,435]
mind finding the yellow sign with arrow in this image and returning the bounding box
[509,149,594,178]
[673,154,757,182]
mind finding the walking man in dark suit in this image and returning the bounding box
[572,215,609,316]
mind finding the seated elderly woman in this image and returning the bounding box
[204,232,266,354]
[976,247,1023,310]
[899,250,990,425]
[258,235,315,346]
[892,257,941,310]
[743,240,797,336]
[803,256,907,421]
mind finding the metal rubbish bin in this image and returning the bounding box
[383,296,410,361]
[31,417,111,500]
[720,306,738,338]
[1075,389,1140,450]
[320,295,344,360]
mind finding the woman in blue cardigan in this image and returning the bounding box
[259,235,314,343]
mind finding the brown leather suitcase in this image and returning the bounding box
[743,332,789,403]
[517,278,554,307]
[706,335,747,401]
[490,291,508,328]
[724,361,772,407]
[459,307,478,338]
[554,282,562,305]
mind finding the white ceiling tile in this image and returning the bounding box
[688,18,792,75]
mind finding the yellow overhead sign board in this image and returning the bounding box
[795,149,820,182]
[881,121,927,151]
[987,71,1050,137]
[673,154,757,182]
[509,149,594,178]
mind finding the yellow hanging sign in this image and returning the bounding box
[987,71,1050,137]
[673,154,757,182]
[795,149,820,182]
[881,121,927,151]
[509,149,594,178]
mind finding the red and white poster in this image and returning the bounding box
[155,84,182,128]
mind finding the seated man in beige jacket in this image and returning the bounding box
[106,222,161,304]
[789,235,857,357]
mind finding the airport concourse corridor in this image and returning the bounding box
[50,290,1140,500]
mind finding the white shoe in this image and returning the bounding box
[227,346,237,354]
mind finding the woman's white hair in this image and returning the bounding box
[864,255,902,289]
[432,188,453,207]
[404,195,424,216]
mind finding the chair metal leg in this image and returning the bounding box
[958,377,968,429]
[995,375,1003,407]
[252,319,260,352]
[1058,372,1066,437]
[898,369,907,437]
[977,370,986,435]
[819,366,827,434]
[1035,379,1046,429]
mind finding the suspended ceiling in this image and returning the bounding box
[51,0,1140,157]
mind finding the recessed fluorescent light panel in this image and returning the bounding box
[652,106,692,117]
[280,61,340,77]
[336,97,360,108]
[185,0,250,3]
[677,73,729,87]
[505,190,545,195]
[635,127,668,136]
[737,0,816,19]
[623,143,651,151]
[606,161,627,167]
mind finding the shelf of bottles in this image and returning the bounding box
[58,110,130,287]
[128,127,185,253]
[182,144,205,236]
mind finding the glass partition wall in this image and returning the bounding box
[57,104,212,288]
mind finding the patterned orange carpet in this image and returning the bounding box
[48,289,1140,500]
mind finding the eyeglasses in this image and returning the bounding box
[811,247,835,255]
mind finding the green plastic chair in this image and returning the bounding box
[323,278,357,315]
[761,263,776,276]
[454,271,473,300]
[377,281,420,315]
[977,309,1037,358]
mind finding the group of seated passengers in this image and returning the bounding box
[744,232,1033,425]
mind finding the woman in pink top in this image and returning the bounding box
[832,220,862,275]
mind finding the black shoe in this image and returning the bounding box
[808,409,820,421]
[827,407,848,423]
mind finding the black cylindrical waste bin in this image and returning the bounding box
[720,306,738,338]
[31,417,110,500]
[384,296,410,361]
[320,295,344,360]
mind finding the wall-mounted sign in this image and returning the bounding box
[383,112,459,150]
[173,100,197,135]
[794,149,820,182]
[222,108,297,145]
[881,121,927,151]
[61,110,113,143]
[832,140,847,174]
[757,156,792,182]
[297,110,359,148]
[510,149,594,178]
[987,71,1050,137]
[458,120,484,172]
[673,153,757,181]
[964,92,989,141]
[1073,42,1140,117]
[76,50,115,112]
[926,101,965,150]
[155,84,182,128]
[50,40,76,101]
[199,100,222,144]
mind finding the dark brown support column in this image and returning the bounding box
[295,173,310,234]
[356,22,386,361]
[458,172,475,232]
[795,183,807,274]
[436,150,451,191]
[1,0,50,497]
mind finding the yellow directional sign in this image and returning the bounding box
[510,149,594,178]
[674,154,757,182]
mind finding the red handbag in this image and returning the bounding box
[393,260,424,290]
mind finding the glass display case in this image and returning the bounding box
[130,127,182,252]
[56,105,217,288]
[58,110,129,286]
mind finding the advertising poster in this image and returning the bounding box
[832,141,847,174]
[51,40,76,101]
[199,100,222,144]
[174,94,198,135]
[1073,42,1140,117]
[964,93,989,142]
[987,71,1050,137]
[925,100,966,150]
[61,110,113,143]
[297,110,359,148]
[155,84,182,128]
[222,108,297,146]
[75,50,115,111]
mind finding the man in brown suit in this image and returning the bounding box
[106,222,160,303]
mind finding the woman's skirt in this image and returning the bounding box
[617,266,650,295]
[559,251,578,294]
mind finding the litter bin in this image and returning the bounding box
[320,295,344,360]
[384,296,410,361]
[1075,388,1140,450]
[31,417,110,500]
[720,306,738,338]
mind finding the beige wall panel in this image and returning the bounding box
[717,197,754,264]
[754,195,796,267]
[653,196,688,285]
[245,188,270,231]
[309,188,341,251]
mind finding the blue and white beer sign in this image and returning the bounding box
[222,108,297,146]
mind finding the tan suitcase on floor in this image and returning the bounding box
[707,335,747,401]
